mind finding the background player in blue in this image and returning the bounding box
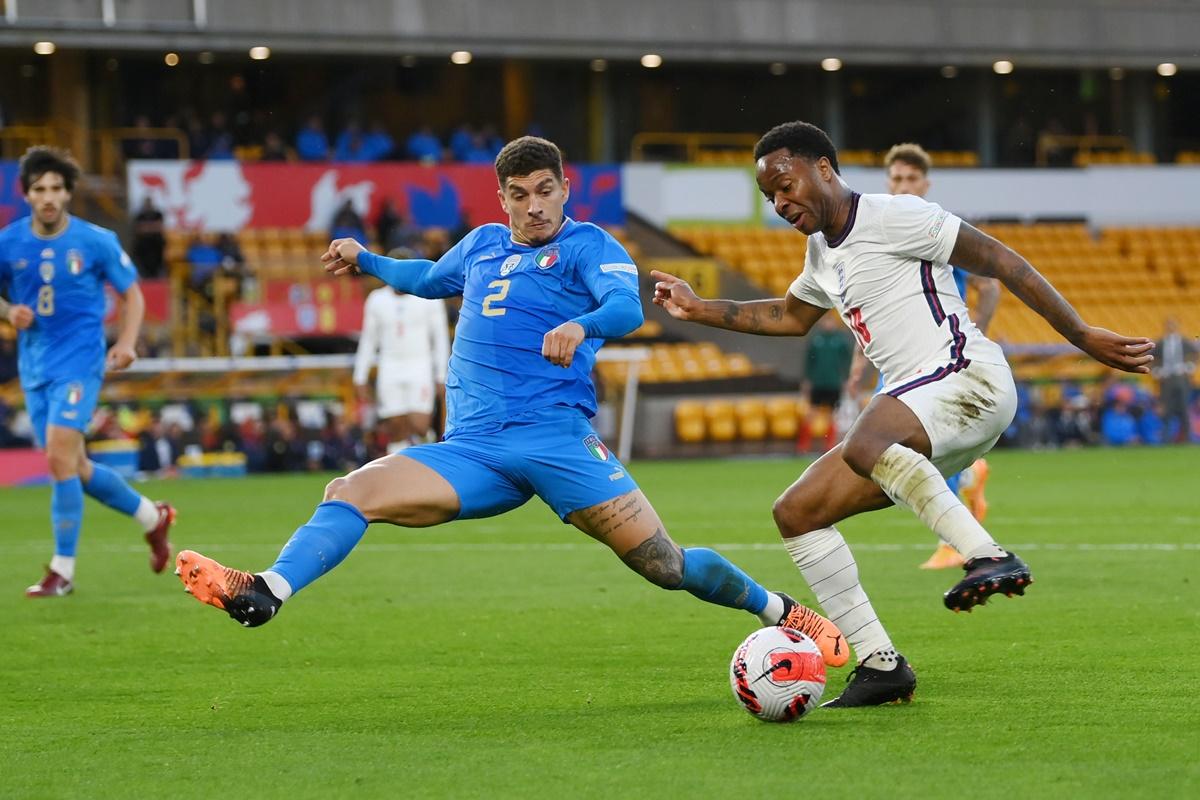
[0,147,175,597]
[843,143,1001,569]
[176,136,847,667]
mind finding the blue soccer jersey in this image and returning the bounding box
[358,218,642,437]
[951,266,968,300]
[0,216,138,389]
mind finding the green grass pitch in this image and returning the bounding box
[2,447,1198,798]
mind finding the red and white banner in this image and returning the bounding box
[126,161,624,233]
[104,279,170,324]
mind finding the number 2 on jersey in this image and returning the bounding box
[845,306,871,347]
[482,279,510,317]
[37,285,54,316]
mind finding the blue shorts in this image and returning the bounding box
[23,375,102,447]
[403,408,639,521]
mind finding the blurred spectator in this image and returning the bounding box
[362,122,395,161]
[1100,394,1140,446]
[1155,318,1198,443]
[261,131,292,161]
[461,132,497,163]
[0,327,17,384]
[330,199,367,241]
[215,233,246,275]
[205,112,235,160]
[375,199,420,251]
[131,197,166,278]
[449,124,475,161]
[296,115,330,161]
[334,121,369,162]
[406,125,443,163]
[186,234,223,287]
[137,413,179,474]
[124,115,161,161]
[803,313,853,412]
[0,397,33,448]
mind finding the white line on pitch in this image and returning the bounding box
[0,541,1196,555]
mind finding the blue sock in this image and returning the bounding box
[52,477,85,557]
[266,501,369,597]
[83,462,143,516]
[678,547,769,613]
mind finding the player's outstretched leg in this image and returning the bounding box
[569,490,847,668]
[771,449,916,706]
[176,454,460,626]
[82,461,175,573]
[178,499,369,627]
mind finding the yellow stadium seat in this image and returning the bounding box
[674,401,706,443]
[734,399,768,441]
[704,400,737,442]
[766,397,799,440]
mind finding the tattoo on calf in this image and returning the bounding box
[621,527,684,589]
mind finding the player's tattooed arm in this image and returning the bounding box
[951,223,1154,373]
[650,269,824,336]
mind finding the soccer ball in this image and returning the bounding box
[729,627,826,722]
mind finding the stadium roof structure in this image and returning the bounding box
[2,0,1198,69]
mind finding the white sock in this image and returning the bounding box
[784,527,893,664]
[257,570,293,602]
[50,554,76,581]
[134,497,160,532]
[871,444,1006,562]
[385,441,409,455]
[755,592,786,626]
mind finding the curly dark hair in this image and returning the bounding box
[494,136,564,185]
[19,145,82,193]
[753,121,840,174]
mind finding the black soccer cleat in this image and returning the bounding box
[821,654,917,708]
[943,552,1033,612]
[176,550,282,628]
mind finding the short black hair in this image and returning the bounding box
[19,145,82,193]
[494,136,564,186]
[753,121,840,175]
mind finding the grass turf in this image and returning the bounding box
[2,447,1198,798]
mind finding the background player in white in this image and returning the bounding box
[353,266,450,451]
[653,121,1154,707]
[844,143,1001,570]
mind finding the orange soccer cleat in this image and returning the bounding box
[145,502,176,574]
[774,592,849,667]
[919,542,966,570]
[175,550,280,627]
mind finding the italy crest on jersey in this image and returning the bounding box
[67,250,84,275]
[500,254,522,276]
[66,383,83,405]
[583,433,609,462]
[534,244,560,269]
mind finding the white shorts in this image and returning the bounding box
[376,377,435,419]
[881,359,1017,476]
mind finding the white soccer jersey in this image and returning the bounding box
[353,287,450,388]
[789,192,1006,383]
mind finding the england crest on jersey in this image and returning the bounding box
[67,250,84,275]
[583,433,609,462]
[500,254,522,276]
[534,244,560,270]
